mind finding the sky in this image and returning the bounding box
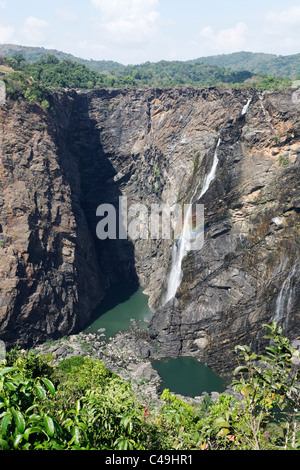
[0,0,300,64]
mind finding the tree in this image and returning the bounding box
[232,322,300,450]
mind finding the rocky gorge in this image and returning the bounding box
[0,85,299,381]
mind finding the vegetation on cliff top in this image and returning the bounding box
[0,45,299,78]
[0,323,299,451]
[0,53,295,94]
[189,51,300,78]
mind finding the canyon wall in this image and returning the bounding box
[0,92,105,347]
[0,86,299,375]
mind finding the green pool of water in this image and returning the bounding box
[85,283,153,339]
[151,356,227,397]
[85,284,227,397]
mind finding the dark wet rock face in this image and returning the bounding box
[0,86,299,376]
[0,93,105,347]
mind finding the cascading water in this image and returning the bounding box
[164,139,221,304]
[273,263,298,331]
[242,99,251,116]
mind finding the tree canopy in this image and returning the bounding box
[1,53,293,92]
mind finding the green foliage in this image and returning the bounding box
[0,364,60,450]
[190,52,300,78]
[1,323,299,450]
[2,54,292,93]
[278,155,290,166]
[1,67,51,108]
[1,46,299,78]
[0,45,124,73]
[6,348,55,380]
[107,60,253,88]
[231,322,300,450]
[236,74,292,91]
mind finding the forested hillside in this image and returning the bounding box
[1,52,293,91]
[189,52,300,78]
[0,43,123,73]
[1,45,299,79]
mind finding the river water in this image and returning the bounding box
[85,284,227,397]
[85,283,153,338]
[152,357,227,397]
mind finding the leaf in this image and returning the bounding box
[241,384,254,396]
[265,346,277,354]
[43,415,55,437]
[233,366,249,375]
[49,440,64,450]
[122,416,133,434]
[25,404,39,414]
[0,367,17,377]
[23,428,32,441]
[214,417,230,428]
[34,384,47,400]
[0,438,10,450]
[4,381,17,392]
[1,412,12,435]
[263,333,274,340]
[22,443,31,450]
[75,400,81,413]
[115,438,128,451]
[12,409,26,434]
[13,434,23,449]
[27,413,42,424]
[27,425,47,436]
[41,378,55,395]
[72,426,80,446]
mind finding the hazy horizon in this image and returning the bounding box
[0,1,299,65]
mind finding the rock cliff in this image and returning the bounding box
[0,92,105,347]
[0,86,299,376]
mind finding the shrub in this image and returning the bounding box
[0,323,298,450]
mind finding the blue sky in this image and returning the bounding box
[0,0,300,64]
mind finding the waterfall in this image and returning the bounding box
[242,99,251,116]
[164,139,221,304]
[273,263,298,331]
[197,139,221,200]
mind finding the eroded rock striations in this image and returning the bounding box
[0,92,105,347]
[0,86,299,376]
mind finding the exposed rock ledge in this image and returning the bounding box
[33,324,234,408]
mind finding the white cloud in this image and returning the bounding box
[265,5,300,26]
[91,0,160,46]
[260,5,300,54]
[92,0,159,20]
[54,7,78,22]
[0,1,6,8]
[77,39,107,53]
[0,24,14,43]
[21,16,50,45]
[196,22,247,55]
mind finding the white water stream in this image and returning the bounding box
[242,99,251,116]
[164,139,221,304]
[273,263,298,331]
